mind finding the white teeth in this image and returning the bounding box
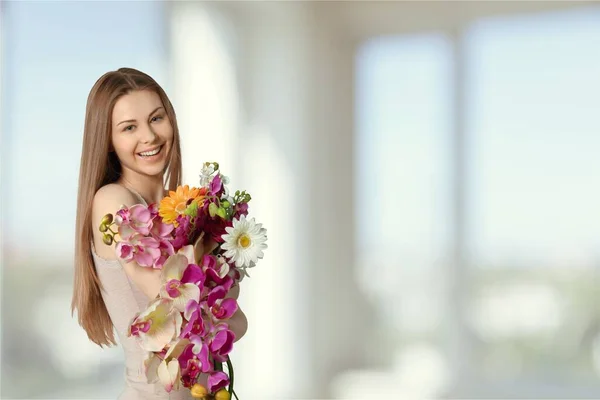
[139,146,161,157]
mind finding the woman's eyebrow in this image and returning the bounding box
[117,107,164,126]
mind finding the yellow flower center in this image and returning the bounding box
[175,201,187,213]
[238,234,251,248]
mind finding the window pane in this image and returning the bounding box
[465,6,600,387]
[356,34,453,335]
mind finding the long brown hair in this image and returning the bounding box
[72,68,182,346]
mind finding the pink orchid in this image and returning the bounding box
[178,338,211,380]
[181,299,207,339]
[209,174,222,196]
[115,207,130,225]
[135,237,162,267]
[115,241,135,262]
[117,204,154,239]
[206,322,235,362]
[129,204,154,235]
[207,371,230,393]
[148,203,159,219]
[201,255,234,292]
[152,219,175,239]
[206,286,238,320]
[115,235,162,267]
[153,239,175,269]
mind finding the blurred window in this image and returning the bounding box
[354,5,600,397]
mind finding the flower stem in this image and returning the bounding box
[211,242,223,256]
[213,359,223,372]
[226,356,235,399]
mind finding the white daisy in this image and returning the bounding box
[221,215,267,268]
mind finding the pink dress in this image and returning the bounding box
[91,188,193,400]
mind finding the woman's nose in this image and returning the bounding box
[139,124,158,143]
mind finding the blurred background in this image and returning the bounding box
[2,0,600,398]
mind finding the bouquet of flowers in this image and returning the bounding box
[99,162,267,399]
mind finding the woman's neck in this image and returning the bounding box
[117,172,165,205]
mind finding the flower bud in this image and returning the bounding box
[214,389,231,400]
[101,214,113,225]
[190,383,208,399]
[221,200,231,209]
[209,202,218,217]
[102,234,113,246]
[99,224,108,233]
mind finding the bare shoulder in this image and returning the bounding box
[92,184,137,223]
[93,183,137,208]
[91,184,137,259]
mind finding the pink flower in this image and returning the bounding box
[130,320,152,336]
[211,299,238,321]
[134,237,162,267]
[201,255,234,291]
[148,203,159,219]
[154,239,175,269]
[129,204,154,235]
[171,215,195,252]
[115,235,162,267]
[178,338,211,379]
[233,202,249,219]
[207,371,230,393]
[115,241,134,261]
[207,323,235,362]
[116,204,155,239]
[152,220,175,239]
[115,207,130,225]
[209,174,222,196]
[180,300,205,339]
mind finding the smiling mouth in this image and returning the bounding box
[137,145,163,157]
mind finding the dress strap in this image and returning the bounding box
[117,183,149,206]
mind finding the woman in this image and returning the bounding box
[71,68,247,399]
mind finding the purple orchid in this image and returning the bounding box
[206,286,238,320]
[206,322,235,362]
[207,371,230,393]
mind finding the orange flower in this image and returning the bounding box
[159,185,206,226]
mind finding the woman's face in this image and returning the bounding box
[111,89,173,180]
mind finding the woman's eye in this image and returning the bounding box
[151,115,163,122]
[124,125,135,132]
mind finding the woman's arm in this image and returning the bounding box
[92,184,164,299]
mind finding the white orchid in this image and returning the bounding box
[145,338,190,392]
[199,163,216,188]
[159,252,201,313]
[128,298,182,352]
